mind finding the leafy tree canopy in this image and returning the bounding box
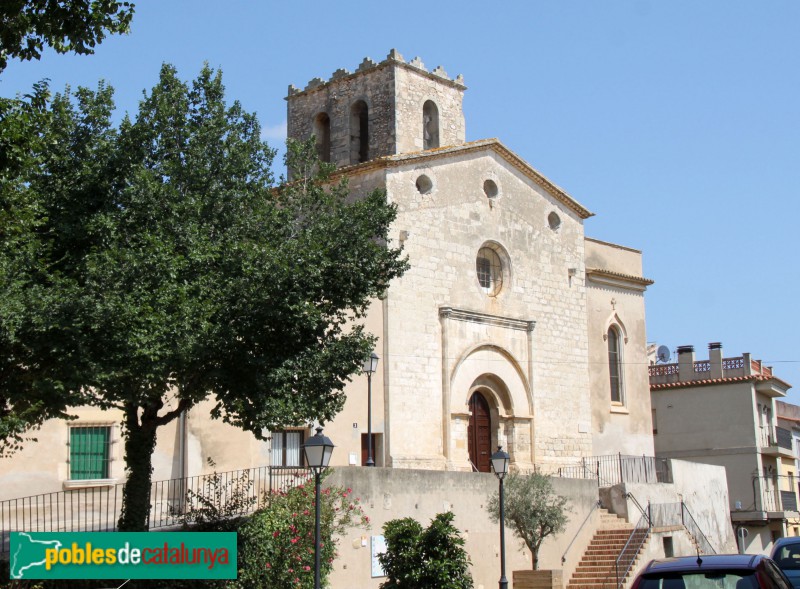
[0,0,135,73]
[0,63,407,529]
[487,472,570,570]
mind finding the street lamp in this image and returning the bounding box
[491,446,510,589]
[362,351,379,466]
[302,427,335,589]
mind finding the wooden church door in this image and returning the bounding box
[468,392,491,472]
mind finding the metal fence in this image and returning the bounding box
[1,465,311,555]
[555,454,672,486]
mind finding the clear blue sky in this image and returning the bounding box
[3,1,799,401]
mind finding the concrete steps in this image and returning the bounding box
[566,510,649,589]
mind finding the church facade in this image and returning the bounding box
[282,49,655,473]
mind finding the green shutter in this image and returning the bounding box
[70,427,110,480]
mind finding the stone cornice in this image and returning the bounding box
[439,306,535,332]
[330,138,594,220]
[585,267,654,292]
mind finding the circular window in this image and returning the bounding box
[483,179,499,199]
[548,211,561,231]
[476,246,504,296]
[416,174,433,195]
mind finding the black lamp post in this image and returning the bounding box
[362,351,379,466]
[302,427,335,589]
[491,446,510,589]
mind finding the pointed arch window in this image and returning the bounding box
[608,327,623,404]
[423,100,439,149]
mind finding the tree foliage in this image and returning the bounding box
[0,63,407,530]
[0,0,135,73]
[0,81,88,456]
[379,512,473,589]
[487,472,570,570]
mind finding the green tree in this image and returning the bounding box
[379,512,473,589]
[0,82,91,456]
[0,0,135,73]
[3,63,407,530]
[487,472,570,570]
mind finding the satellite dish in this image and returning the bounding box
[657,345,671,364]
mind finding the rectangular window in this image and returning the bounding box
[271,430,304,467]
[69,426,111,480]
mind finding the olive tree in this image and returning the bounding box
[487,472,570,570]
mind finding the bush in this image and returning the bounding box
[176,459,256,532]
[379,512,473,589]
[236,477,369,589]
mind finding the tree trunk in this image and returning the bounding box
[117,404,159,531]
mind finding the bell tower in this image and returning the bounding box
[286,49,466,168]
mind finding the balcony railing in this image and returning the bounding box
[752,475,799,513]
[758,426,793,451]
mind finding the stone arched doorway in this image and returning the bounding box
[468,391,492,472]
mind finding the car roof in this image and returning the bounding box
[643,554,767,573]
[773,538,800,550]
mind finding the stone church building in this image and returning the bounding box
[281,49,655,474]
[0,50,656,501]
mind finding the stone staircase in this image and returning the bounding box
[567,510,649,589]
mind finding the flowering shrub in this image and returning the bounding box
[236,477,370,589]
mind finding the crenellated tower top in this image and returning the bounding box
[286,49,466,167]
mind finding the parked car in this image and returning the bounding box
[630,554,792,589]
[771,538,800,588]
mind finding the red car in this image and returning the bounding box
[630,554,792,589]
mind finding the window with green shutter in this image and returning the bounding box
[69,426,111,480]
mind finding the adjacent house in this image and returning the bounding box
[776,400,800,537]
[649,342,795,552]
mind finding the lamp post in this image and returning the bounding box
[362,351,379,466]
[491,446,510,589]
[302,427,335,589]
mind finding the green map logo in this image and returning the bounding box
[10,532,236,579]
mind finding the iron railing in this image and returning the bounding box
[0,465,311,555]
[681,503,716,555]
[758,426,793,451]
[611,497,716,588]
[648,501,716,555]
[561,500,601,565]
[556,454,672,486]
[615,512,650,589]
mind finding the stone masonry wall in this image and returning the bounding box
[383,148,592,470]
[286,50,465,168]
